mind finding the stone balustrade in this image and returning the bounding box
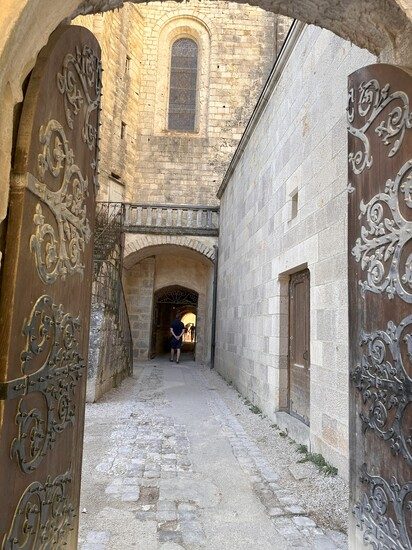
[123,203,219,236]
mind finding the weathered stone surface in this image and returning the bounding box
[72,0,412,58]
[215,24,376,479]
[74,2,284,206]
[79,359,345,548]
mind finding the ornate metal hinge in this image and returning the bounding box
[0,295,85,473]
[0,376,28,401]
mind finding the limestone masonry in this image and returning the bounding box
[75,3,291,205]
[215,24,376,479]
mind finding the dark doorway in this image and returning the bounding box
[288,269,310,425]
[150,285,198,358]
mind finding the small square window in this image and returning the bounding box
[121,121,127,140]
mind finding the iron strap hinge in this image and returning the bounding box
[0,375,28,401]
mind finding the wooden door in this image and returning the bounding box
[0,26,101,548]
[348,64,412,548]
[288,269,310,425]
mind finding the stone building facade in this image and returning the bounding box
[73,3,291,394]
[75,5,144,202]
[76,3,291,205]
[215,22,376,479]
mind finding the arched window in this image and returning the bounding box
[168,38,198,132]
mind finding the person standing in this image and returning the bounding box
[170,313,185,363]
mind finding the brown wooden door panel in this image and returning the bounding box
[0,26,101,548]
[348,64,412,549]
[289,269,310,426]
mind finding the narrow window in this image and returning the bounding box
[111,171,121,181]
[291,190,299,219]
[121,121,127,139]
[168,38,198,132]
[125,55,131,73]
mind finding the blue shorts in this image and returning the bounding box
[171,337,182,350]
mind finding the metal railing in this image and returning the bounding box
[123,203,219,236]
[94,202,124,266]
[91,202,133,377]
[118,281,133,376]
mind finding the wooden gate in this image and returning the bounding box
[288,269,310,426]
[0,26,101,548]
[348,64,412,548]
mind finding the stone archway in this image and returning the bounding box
[0,1,411,233]
[1,1,412,548]
[123,234,216,267]
[123,240,215,364]
[151,285,199,358]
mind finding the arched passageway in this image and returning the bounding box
[0,1,412,549]
[123,242,214,365]
[151,285,198,358]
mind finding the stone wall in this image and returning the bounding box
[87,301,131,402]
[124,257,156,361]
[75,4,291,206]
[74,5,144,201]
[215,24,376,479]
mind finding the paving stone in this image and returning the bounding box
[312,535,340,549]
[177,502,197,512]
[134,511,156,521]
[286,505,306,514]
[121,491,140,502]
[158,531,183,544]
[158,519,180,531]
[293,516,317,528]
[80,362,348,549]
[180,520,206,546]
[268,507,285,517]
[158,500,177,512]
[157,510,178,522]
[178,509,198,521]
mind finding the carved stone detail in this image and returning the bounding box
[353,465,412,549]
[57,44,102,151]
[351,315,412,464]
[352,158,412,301]
[3,470,74,549]
[348,79,412,175]
[30,119,91,284]
[9,295,85,473]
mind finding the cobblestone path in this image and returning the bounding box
[79,359,346,549]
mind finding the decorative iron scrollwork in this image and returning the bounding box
[348,79,412,175]
[353,465,412,549]
[156,287,198,306]
[5,295,85,473]
[57,44,102,151]
[30,119,91,284]
[3,470,74,549]
[352,158,412,301]
[351,314,412,464]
